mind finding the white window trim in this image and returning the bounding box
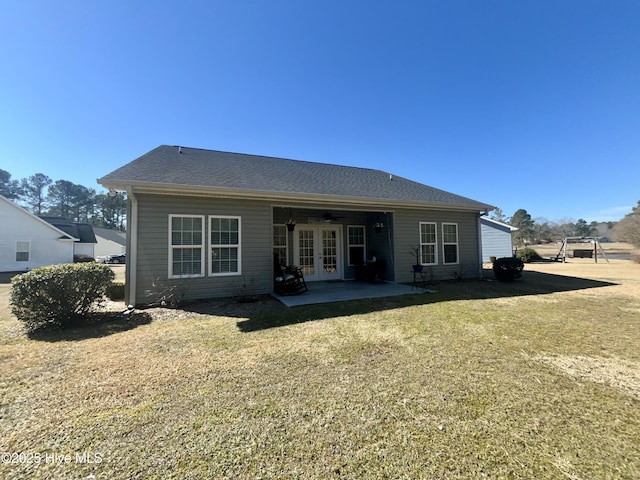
[208,215,242,277]
[442,222,459,265]
[16,241,30,262]
[168,214,205,279]
[419,222,438,265]
[273,224,289,266]
[347,225,366,266]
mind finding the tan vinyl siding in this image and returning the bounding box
[393,209,481,283]
[134,194,272,305]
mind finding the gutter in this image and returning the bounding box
[98,180,495,214]
[126,187,138,307]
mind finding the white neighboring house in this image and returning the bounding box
[93,227,126,258]
[39,217,97,260]
[481,217,518,262]
[0,195,77,272]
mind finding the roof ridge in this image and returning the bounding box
[162,144,386,174]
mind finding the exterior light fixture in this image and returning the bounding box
[286,209,296,231]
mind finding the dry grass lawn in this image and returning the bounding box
[1,251,639,479]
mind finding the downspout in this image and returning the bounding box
[126,187,138,306]
[477,213,484,278]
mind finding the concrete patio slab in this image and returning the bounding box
[272,280,429,307]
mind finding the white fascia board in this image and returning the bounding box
[481,216,519,231]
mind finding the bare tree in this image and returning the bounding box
[533,217,553,243]
[614,201,640,248]
[490,207,509,223]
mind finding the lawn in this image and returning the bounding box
[1,259,639,479]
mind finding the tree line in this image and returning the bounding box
[492,204,640,248]
[0,169,126,231]
[4,166,637,248]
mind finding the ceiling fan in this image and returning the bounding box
[321,211,344,221]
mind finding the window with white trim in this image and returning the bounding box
[442,223,459,264]
[419,222,437,265]
[273,225,288,267]
[16,242,29,262]
[210,216,241,275]
[169,215,204,278]
[347,226,366,266]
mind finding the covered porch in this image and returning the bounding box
[272,206,395,285]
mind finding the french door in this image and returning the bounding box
[294,225,342,281]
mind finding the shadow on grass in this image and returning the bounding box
[27,310,153,342]
[233,269,617,332]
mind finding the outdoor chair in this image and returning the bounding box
[274,264,308,296]
[368,259,386,283]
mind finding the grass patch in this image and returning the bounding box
[1,261,639,479]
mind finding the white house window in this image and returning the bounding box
[210,216,241,276]
[16,242,29,262]
[347,226,366,266]
[169,215,204,278]
[442,223,459,264]
[273,225,288,267]
[419,222,437,265]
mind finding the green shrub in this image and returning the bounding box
[492,257,524,282]
[10,263,115,332]
[516,247,542,263]
[106,281,126,300]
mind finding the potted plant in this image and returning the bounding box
[285,218,296,232]
[410,246,423,272]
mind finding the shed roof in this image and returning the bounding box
[98,145,493,211]
[481,216,519,231]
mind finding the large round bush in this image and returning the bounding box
[492,257,524,282]
[10,263,115,332]
[516,247,542,263]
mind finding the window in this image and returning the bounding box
[210,216,241,275]
[419,222,437,265]
[16,242,29,262]
[442,223,459,264]
[347,226,366,266]
[169,215,204,278]
[273,225,288,267]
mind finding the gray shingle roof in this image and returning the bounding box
[99,145,492,210]
[93,227,126,245]
[40,217,97,243]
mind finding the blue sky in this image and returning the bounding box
[1,0,638,223]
